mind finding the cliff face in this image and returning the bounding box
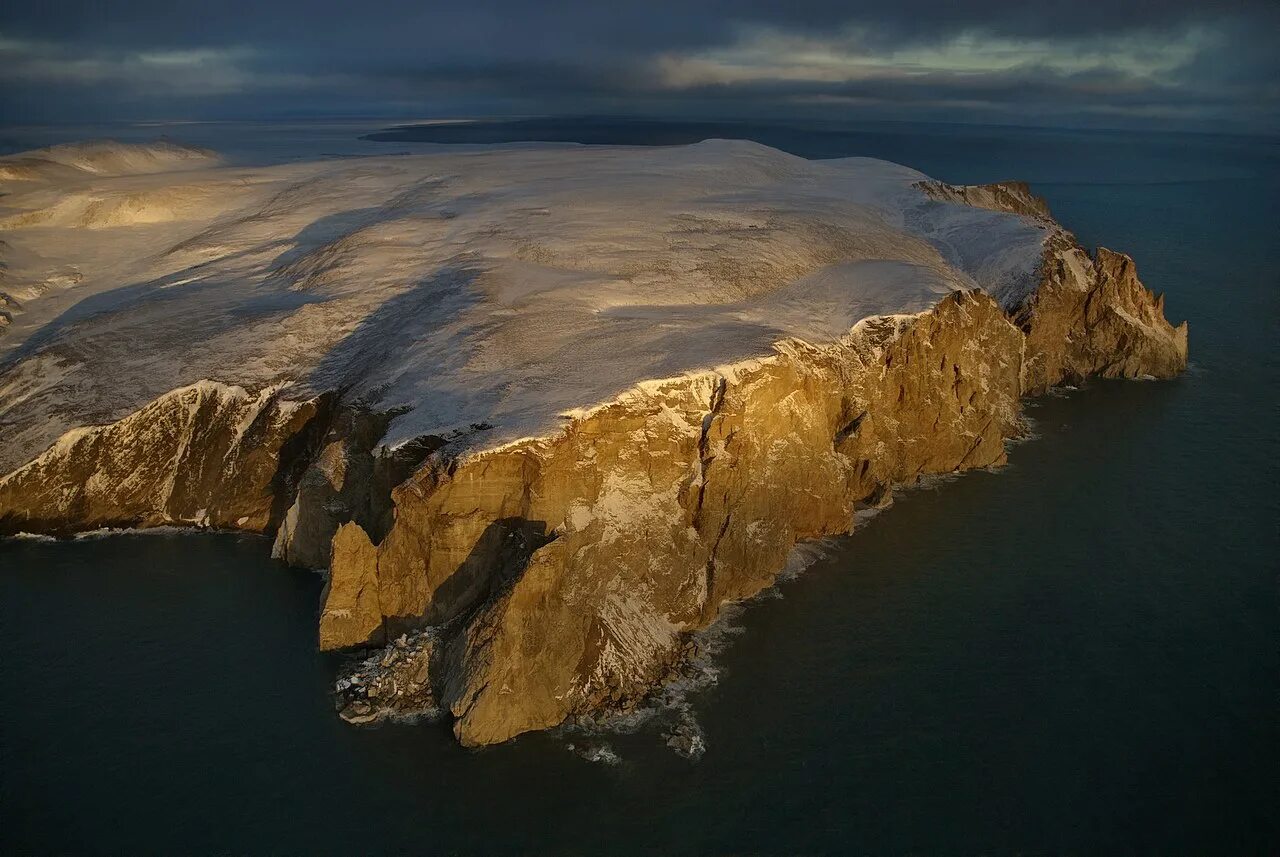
[321,183,1188,747]
[917,180,1188,392]
[320,290,1025,745]
[0,150,1189,750]
[270,408,436,570]
[0,382,326,536]
[437,291,1023,746]
[1016,239,1189,392]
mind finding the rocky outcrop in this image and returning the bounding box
[333,629,439,725]
[320,522,386,651]
[272,407,391,570]
[0,381,327,536]
[919,179,1188,392]
[1016,238,1188,392]
[0,382,436,545]
[916,179,1053,221]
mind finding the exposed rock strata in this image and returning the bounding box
[0,382,326,535]
[272,414,476,572]
[916,179,1054,221]
[1015,240,1188,392]
[322,522,388,653]
[424,290,1024,746]
[918,180,1188,392]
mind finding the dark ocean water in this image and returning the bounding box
[2,118,1278,855]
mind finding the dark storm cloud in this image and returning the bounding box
[1,0,1276,130]
[3,0,1274,47]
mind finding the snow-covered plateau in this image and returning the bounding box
[0,139,1186,746]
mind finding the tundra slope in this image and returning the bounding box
[0,140,1186,747]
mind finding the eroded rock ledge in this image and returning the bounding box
[0,179,1187,750]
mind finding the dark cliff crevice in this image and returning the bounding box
[689,375,728,530]
[268,392,340,534]
[271,405,489,570]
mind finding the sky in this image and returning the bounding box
[1,0,1277,132]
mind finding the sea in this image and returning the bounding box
[1,117,1277,854]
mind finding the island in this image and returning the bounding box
[0,139,1186,747]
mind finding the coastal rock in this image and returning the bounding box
[663,719,707,760]
[918,180,1188,391]
[0,381,325,535]
[320,522,385,650]
[916,179,1053,221]
[1016,241,1188,391]
[329,201,1185,747]
[273,413,457,571]
[334,630,439,724]
[272,407,393,569]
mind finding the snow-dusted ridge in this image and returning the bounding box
[0,139,219,184]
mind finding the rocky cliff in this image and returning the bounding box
[322,184,1186,746]
[0,382,326,535]
[917,180,1188,392]
[1016,239,1188,392]
[914,179,1055,221]
[0,142,1187,749]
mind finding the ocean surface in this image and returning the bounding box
[1,118,1277,855]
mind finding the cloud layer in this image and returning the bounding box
[1,1,1276,130]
